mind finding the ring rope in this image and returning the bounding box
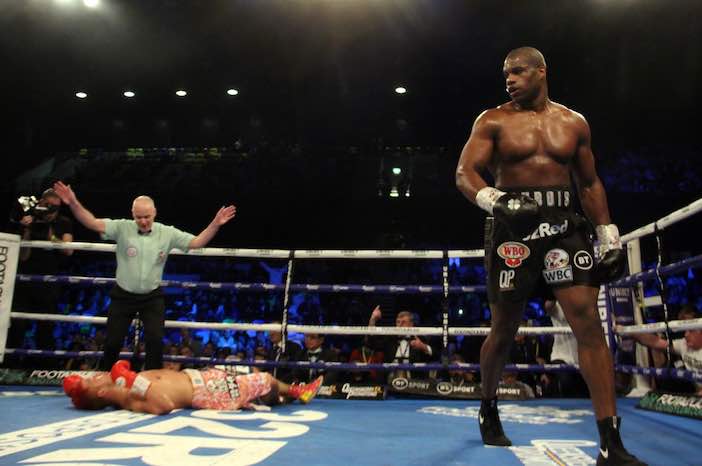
[6,349,702,382]
[0,349,580,373]
[19,240,483,259]
[608,253,702,287]
[15,311,702,335]
[8,312,580,336]
[620,197,702,244]
[615,317,702,335]
[16,274,487,294]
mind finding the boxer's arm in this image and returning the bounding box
[571,114,611,226]
[97,385,131,408]
[629,332,668,351]
[98,385,175,415]
[455,110,498,204]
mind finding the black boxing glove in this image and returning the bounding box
[475,187,541,238]
[595,224,627,283]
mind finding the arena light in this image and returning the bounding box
[83,0,99,7]
[175,90,187,97]
[389,187,400,198]
[75,91,87,99]
[395,86,407,94]
[226,88,239,96]
[392,167,402,175]
[123,91,135,98]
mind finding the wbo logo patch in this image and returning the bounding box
[126,246,138,257]
[497,242,530,268]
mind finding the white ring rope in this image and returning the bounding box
[8,312,583,336]
[19,241,484,259]
[621,197,702,244]
[14,311,702,336]
[614,318,702,335]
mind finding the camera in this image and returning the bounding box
[11,195,59,224]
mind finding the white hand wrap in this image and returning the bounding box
[475,187,506,215]
[595,224,622,258]
[130,375,152,397]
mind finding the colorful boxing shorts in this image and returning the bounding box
[185,368,273,410]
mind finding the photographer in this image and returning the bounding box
[8,188,74,360]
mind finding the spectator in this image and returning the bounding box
[447,353,477,386]
[163,345,182,371]
[367,305,434,381]
[627,306,702,395]
[177,328,202,356]
[264,323,303,383]
[293,333,339,385]
[348,336,384,384]
[545,300,588,397]
[503,320,549,396]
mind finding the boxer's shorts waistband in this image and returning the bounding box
[497,185,574,210]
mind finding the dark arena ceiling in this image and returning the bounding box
[3,0,701,156]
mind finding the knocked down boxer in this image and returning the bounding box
[63,360,323,414]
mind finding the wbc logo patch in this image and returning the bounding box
[497,242,530,268]
[544,249,569,270]
[542,248,573,284]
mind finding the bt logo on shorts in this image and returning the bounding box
[574,250,593,270]
[522,219,569,241]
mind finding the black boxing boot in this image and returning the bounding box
[596,417,647,466]
[479,397,512,447]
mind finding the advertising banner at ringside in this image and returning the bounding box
[0,369,98,386]
[609,285,636,359]
[387,377,532,401]
[316,383,386,400]
[638,390,702,420]
[0,233,21,363]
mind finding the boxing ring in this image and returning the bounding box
[0,197,701,465]
[0,392,700,466]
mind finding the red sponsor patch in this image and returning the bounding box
[497,242,530,268]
